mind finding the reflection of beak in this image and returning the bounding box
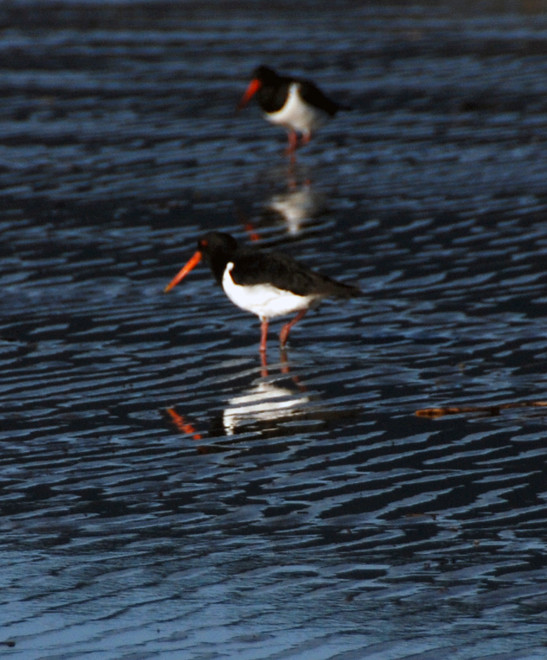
[164,250,202,292]
[166,407,202,440]
[236,78,261,111]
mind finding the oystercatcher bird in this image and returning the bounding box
[237,65,347,154]
[164,232,360,353]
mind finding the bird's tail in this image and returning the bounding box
[331,280,362,299]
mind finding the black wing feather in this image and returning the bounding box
[230,249,360,299]
[298,79,342,116]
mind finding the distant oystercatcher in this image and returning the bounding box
[237,65,347,154]
[164,232,360,353]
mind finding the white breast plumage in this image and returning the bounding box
[265,83,327,136]
[221,262,318,320]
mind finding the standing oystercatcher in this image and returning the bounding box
[237,65,347,154]
[164,232,360,353]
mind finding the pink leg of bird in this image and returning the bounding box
[286,130,299,155]
[279,309,308,347]
[260,319,269,353]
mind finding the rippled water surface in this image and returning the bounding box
[1,1,547,658]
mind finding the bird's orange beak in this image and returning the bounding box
[164,250,202,292]
[236,78,262,111]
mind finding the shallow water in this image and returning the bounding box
[1,1,547,658]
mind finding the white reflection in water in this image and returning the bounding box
[222,378,311,435]
[265,180,326,235]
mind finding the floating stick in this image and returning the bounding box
[415,400,547,419]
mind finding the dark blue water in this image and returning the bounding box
[1,1,547,658]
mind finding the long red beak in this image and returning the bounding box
[164,250,202,292]
[236,78,262,111]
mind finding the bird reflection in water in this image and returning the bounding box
[264,178,326,236]
[241,168,327,241]
[221,374,310,437]
[166,350,316,446]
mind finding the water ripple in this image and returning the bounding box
[1,1,547,658]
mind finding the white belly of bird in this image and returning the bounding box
[266,83,326,136]
[222,262,317,320]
